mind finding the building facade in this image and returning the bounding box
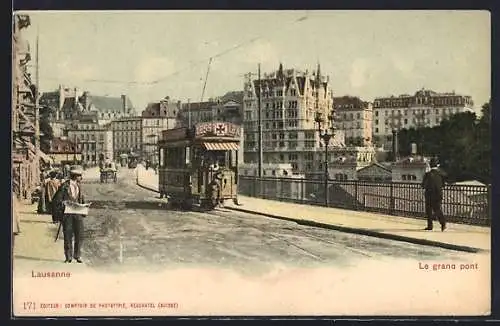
[48,137,82,165]
[391,156,429,183]
[66,118,113,165]
[40,86,136,136]
[141,97,179,164]
[372,89,474,149]
[177,91,244,127]
[332,96,373,146]
[242,63,338,174]
[111,116,142,158]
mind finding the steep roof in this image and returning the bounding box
[221,91,244,104]
[87,95,133,112]
[333,96,368,110]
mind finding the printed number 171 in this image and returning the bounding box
[23,302,35,310]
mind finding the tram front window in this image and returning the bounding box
[207,151,227,168]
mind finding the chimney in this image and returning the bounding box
[392,129,399,162]
[58,85,64,120]
[121,95,127,114]
[74,87,79,110]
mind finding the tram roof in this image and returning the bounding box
[161,122,241,142]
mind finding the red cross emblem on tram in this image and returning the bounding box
[214,123,226,136]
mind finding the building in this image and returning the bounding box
[40,86,136,131]
[212,91,244,124]
[48,137,82,165]
[111,116,142,158]
[243,63,338,174]
[178,100,216,127]
[323,146,377,181]
[391,156,429,183]
[238,163,307,201]
[141,97,179,164]
[372,88,474,149]
[66,117,114,165]
[356,163,392,182]
[12,14,49,199]
[332,96,373,146]
[177,91,244,127]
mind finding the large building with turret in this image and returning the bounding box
[242,63,343,174]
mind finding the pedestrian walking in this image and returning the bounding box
[46,171,61,221]
[37,172,50,214]
[57,168,86,263]
[12,192,21,236]
[422,157,447,231]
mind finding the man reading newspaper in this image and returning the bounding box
[54,168,90,263]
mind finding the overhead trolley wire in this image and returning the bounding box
[38,13,310,88]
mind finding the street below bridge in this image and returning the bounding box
[13,167,490,316]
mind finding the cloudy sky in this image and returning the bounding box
[18,10,490,111]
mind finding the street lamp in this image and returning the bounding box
[314,111,335,207]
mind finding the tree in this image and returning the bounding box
[396,105,491,183]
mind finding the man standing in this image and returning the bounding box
[58,168,86,263]
[46,171,61,220]
[422,157,447,231]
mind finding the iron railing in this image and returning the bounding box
[238,176,491,226]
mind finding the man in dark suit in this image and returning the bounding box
[57,168,86,263]
[422,157,447,231]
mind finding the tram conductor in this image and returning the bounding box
[59,168,86,263]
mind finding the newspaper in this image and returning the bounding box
[63,201,92,216]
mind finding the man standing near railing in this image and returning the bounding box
[422,157,447,231]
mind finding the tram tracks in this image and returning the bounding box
[196,208,378,260]
[88,180,380,262]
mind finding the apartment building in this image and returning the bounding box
[66,117,113,165]
[111,116,142,158]
[40,86,135,123]
[177,91,244,127]
[242,63,343,174]
[141,97,179,164]
[332,96,373,146]
[372,88,474,149]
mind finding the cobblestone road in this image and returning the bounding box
[79,169,472,274]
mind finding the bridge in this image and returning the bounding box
[12,165,491,316]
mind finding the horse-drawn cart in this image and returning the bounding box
[100,167,117,183]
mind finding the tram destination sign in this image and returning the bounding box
[195,122,241,138]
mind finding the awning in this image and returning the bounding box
[202,142,240,151]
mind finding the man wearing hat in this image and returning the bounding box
[422,157,447,231]
[57,168,86,263]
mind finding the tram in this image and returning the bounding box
[158,121,241,210]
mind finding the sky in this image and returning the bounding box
[17,10,491,112]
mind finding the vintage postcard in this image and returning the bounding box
[11,10,491,317]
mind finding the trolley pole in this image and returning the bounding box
[257,63,263,179]
[187,98,191,129]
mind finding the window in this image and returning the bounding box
[404,119,408,124]
[375,119,379,125]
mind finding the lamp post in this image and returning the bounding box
[314,111,335,207]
